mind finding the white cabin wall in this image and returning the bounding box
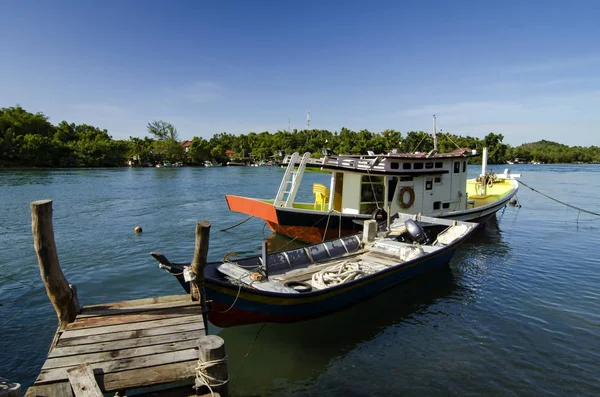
[341,173,362,214]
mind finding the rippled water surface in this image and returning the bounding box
[1,164,599,396]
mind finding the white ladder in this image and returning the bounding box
[274,152,311,207]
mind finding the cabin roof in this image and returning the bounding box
[336,148,476,160]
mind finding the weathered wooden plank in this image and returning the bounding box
[363,250,401,265]
[49,330,203,358]
[271,258,353,283]
[100,360,198,392]
[78,300,199,319]
[66,364,102,397]
[360,254,398,267]
[60,315,204,339]
[217,262,299,293]
[134,386,218,397]
[38,349,199,384]
[67,306,202,330]
[58,321,205,347]
[44,339,199,370]
[82,295,190,311]
[25,382,73,397]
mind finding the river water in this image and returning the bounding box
[1,164,599,396]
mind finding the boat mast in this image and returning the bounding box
[433,114,438,152]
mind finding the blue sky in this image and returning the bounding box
[1,0,599,146]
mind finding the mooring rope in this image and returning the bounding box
[518,179,600,217]
[195,354,229,397]
[219,215,254,232]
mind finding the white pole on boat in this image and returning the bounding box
[433,114,438,152]
[481,147,488,176]
[480,147,489,196]
[261,240,269,279]
[328,171,336,211]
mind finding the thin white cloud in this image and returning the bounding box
[162,81,225,104]
[505,54,600,74]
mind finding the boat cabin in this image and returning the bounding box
[276,150,477,217]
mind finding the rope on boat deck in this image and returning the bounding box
[519,179,600,217]
[311,259,379,289]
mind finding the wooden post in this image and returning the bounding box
[30,200,80,326]
[191,220,211,331]
[0,377,21,397]
[196,335,228,397]
[362,219,377,244]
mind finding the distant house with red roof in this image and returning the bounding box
[181,140,191,153]
[225,149,236,158]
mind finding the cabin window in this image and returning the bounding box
[390,162,399,170]
[434,176,442,184]
[400,176,413,182]
[463,161,467,172]
[388,177,398,201]
[442,202,450,209]
[453,161,460,173]
[360,175,385,214]
[414,163,424,170]
[433,201,441,210]
[435,161,443,168]
[425,179,433,190]
[425,162,433,169]
[402,163,411,170]
[362,175,384,183]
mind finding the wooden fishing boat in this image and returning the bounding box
[226,118,520,243]
[152,214,478,328]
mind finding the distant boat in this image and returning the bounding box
[156,161,173,168]
[152,213,478,327]
[227,161,246,166]
[204,160,222,167]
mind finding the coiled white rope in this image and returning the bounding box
[195,354,229,397]
[311,260,379,289]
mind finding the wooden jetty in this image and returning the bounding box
[25,200,228,397]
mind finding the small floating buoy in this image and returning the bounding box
[509,198,517,206]
[134,226,143,234]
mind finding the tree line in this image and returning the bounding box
[1,105,599,167]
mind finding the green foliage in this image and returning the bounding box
[2,105,599,167]
[147,120,178,141]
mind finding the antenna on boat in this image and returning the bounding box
[306,109,311,129]
[433,114,438,152]
[288,118,291,133]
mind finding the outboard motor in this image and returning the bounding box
[404,219,430,244]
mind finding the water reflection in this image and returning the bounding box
[217,266,463,396]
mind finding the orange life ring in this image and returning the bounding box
[399,186,415,209]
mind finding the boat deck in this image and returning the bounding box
[466,180,516,207]
[260,199,315,210]
[26,295,206,397]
